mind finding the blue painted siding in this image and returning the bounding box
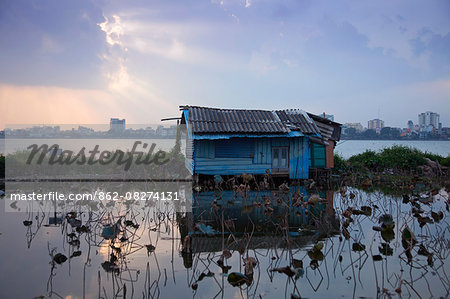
[215,139,254,158]
[195,158,271,175]
[289,137,309,179]
[192,137,309,179]
[195,140,214,158]
[253,139,271,164]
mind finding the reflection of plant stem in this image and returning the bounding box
[347,240,357,299]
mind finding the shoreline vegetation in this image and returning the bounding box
[0,145,448,187]
[334,145,449,176]
[341,127,449,140]
[332,145,449,196]
[1,150,447,298]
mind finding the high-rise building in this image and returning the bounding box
[110,118,126,133]
[344,123,364,133]
[368,119,384,133]
[418,111,439,129]
[407,120,414,130]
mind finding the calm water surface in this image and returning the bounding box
[0,138,185,155]
[0,187,448,298]
[1,138,449,298]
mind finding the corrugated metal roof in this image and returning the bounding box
[314,121,334,140]
[275,109,319,134]
[180,106,321,136]
[307,113,342,142]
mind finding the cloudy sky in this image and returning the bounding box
[1,0,449,129]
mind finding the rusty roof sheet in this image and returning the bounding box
[314,121,334,140]
[307,113,342,141]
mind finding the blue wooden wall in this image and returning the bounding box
[192,137,309,179]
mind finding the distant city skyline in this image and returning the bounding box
[343,110,444,130]
[1,0,449,129]
[3,122,179,138]
[1,109,446,131]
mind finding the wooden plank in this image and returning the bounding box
[290,137,308,179]
[197,158,252,164]
[196,164,271,171]
[215,139,254,158]
[195,164,271,175]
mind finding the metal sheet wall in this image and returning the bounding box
[193,137,309,179]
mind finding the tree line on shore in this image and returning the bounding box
[1,145,449,180]
[343,127,448,140]
[334,145,449,176]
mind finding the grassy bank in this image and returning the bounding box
[331,146,449,195]
[334,145,449,177]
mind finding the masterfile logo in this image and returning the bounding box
[4,124,192,212]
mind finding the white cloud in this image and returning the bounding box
[98,15,124,47]
[94,13,178,122]
[98,12,243,69]
[106,58,130,91]
[98,14,131,91]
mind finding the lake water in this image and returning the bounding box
[1,139,449,159]
[1,138,449,298]
[0,186,448,298]
[0,138,185,155]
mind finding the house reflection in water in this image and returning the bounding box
[178,187,339,267]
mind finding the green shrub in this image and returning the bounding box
[378,145,425,170]
[333,154,347,172]
[345,145,446,172]
[348,150,381,170]
[441,156,450,167]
